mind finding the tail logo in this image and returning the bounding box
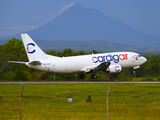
[27,43,36,54]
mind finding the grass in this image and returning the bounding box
[0,84,160,120]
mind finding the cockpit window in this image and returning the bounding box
[138,55,141,57]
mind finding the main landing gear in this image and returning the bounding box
[79,74,85,79]
[79,74,97,79]
[91,74,97,79]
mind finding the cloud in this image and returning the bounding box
[0,26,38,38]
[59,3,76,15]
[46,3,76,22]
[46,16,55,22]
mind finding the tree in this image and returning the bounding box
[90,50,98,54]
[46,50,58,56]
[0,54,10,72]
[62,48,73,56]
[0,38,27,61]
[144,55,160,76]
[13,70,29,81]
[73,51,88,56]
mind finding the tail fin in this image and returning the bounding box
[21,34,48,62]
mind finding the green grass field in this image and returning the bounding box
[0,84,160,120]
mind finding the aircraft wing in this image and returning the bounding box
[81,61,110,74]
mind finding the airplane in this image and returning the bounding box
[9,34,147,79]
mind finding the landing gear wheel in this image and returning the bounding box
[91,74,97,79]
[79,74,85,79]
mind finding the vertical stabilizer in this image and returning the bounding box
[21,34,48,62]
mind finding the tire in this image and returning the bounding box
[79,74,85,79]
[91,74,97,79]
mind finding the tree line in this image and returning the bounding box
[0,38,160,81]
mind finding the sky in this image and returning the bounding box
[0,0,160,38]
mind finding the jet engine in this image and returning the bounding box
[105,65,122,73]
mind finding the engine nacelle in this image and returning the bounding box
[106,65,122,73]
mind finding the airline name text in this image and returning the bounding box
[92,54,128,63]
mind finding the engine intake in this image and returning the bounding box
[106,65,122,73]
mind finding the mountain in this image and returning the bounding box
[22,40,160,54]
[1,4,160,47]
[1,39,160,53]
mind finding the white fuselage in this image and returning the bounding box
[26,52,147,74]
[9,34,147,77]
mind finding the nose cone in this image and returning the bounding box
[141,57,147,64]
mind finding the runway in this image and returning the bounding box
[0,81,160,84]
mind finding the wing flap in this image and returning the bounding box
[94,62,110,71]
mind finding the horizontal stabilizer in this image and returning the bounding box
[8,61,28,64]
[9,61,42,65]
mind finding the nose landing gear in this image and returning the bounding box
[132,70,135,74]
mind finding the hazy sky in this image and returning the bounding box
[0,0,160,38]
